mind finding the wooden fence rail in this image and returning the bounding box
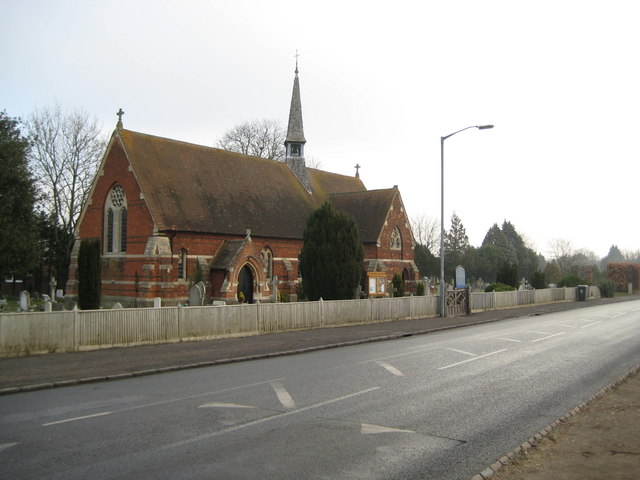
[0,287,597,357]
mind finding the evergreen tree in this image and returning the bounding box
[414,244,439,278]
[78,239,101,309]
[496,261,519,289]
[0,111,39,283]
[444,213,469,282]
[299,202,364,300]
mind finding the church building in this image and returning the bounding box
[66,65,418,306]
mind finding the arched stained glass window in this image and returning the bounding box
[104,184,128,254]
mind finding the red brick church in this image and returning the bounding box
[66,66,418,306]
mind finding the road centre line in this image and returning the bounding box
[360,346,440,364]
[531,332,566,343]
[375,361,404,376]
[495,337,523,343]
[581,321,603,328]
[43,411,113,427]
[527,330,553,335]
[444,347,476,357]
[438,349,508,370]
[161,386,381,450]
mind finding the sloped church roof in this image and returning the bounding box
[115,128,371,239]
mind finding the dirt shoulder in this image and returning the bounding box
[484,365,640,480]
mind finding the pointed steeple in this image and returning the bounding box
[284,53,311,192]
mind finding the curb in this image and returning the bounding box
[470,363,640,480]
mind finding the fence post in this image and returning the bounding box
[256,301,261,333]
[177,305,183,342]
[73,308,79,352]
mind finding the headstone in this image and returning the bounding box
[112,302,123,309]
[53,302,64,311]
[212,300,226,306]
[455,266,466,288]
[189,281,206,306]
[19,290,30,311]
[41,294,51,303]
[56,289,64,300]
[153,297,162,308]
[43,301,52,312]
[49,277,57,302]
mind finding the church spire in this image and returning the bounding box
[285,51,306,158]
[284,52,311,192]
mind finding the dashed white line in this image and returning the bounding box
[375,361,404,376]
[581,321,602,328]
[271,381,296,409]
[438,349,508,370]
[531,332,566,343]
[199,402,256,409]
[361,423,414,435]
[495,337,523,343]
[43,411,113,427]
[444,347,477,357]
[0,442,18,453]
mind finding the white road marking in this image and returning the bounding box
[271,381,296,409]
[611,311,627,318]
[438,349,508,370]
[581,321,602,328]
[495,337,523,343]
[527,330,553,335]
[361,346,439,364]
[0,442,18,453]
[444,347,476,357]
[161,387,381,449]
[554,323,580,328]
[43,411,113,427]
[531,332,566,343]
[375,361,405,376]
[361,423,414,434]
[199,402,256,409]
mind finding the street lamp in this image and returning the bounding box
[440,124,493,317]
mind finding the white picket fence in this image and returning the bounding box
[0,287,596,357]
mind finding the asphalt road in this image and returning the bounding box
[1,300,639,479]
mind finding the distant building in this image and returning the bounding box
[66,66,418,306]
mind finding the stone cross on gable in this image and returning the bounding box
[354,163,361,178]
[116,108,125,128]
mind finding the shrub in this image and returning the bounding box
[484,282,516,292]
[530,270,546,289]
[558,274,586,288]
[78,239,102,310]
[392,273,405,297]
[416,282,425,296]
[598,279,616,298]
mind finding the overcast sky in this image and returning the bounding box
[3,0,639,259]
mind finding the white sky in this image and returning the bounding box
[3,0,639,259]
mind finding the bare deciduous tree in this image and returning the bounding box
[216,119,286,161]
[410,213,440,254]
[27,104,106,233]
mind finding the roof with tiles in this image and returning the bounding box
[328,188,399,243]
[116,128,367,239]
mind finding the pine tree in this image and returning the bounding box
[0,111,39,282]
[78,239,101,309]
[299,202,364,300]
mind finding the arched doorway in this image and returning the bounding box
[237,265,254,304]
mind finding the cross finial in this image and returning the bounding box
[354,163,361,178]
[116,108,125,128]
[294,50,300,74]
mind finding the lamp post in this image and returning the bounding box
[440,124,493,317]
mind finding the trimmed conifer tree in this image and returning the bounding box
[78,239,102,309]
[299,202,364,301]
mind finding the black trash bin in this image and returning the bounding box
[577,285,588,301]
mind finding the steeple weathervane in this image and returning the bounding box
[116,108,125,129]
[294,49,300,74]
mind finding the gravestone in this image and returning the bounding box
[43,301,52,312]
[41,294,51,303]
[189,281,206,306]
[56,289,64,300]
[49,277,57,302]
[112,302,123,309]
[153,297,162,308]
[19,290,30,311]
